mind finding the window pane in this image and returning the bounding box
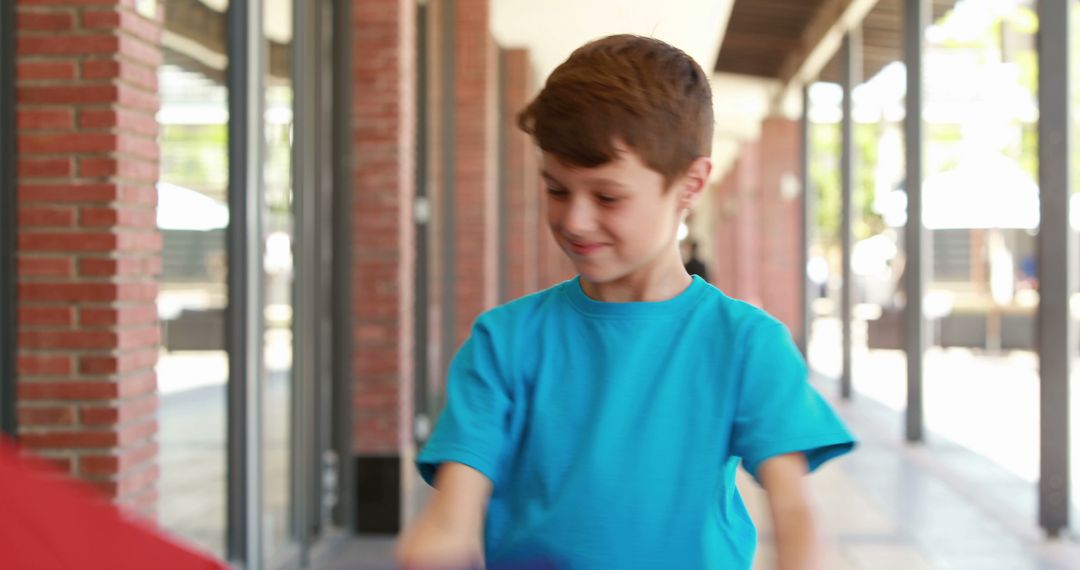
[921,0,1039,492]
[263,0,295,561]
[156,0,230,557]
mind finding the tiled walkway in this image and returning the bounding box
[748,381,1080,570]
[313,377,1080,570]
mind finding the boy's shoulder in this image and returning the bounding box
[474,279,572,330]
[698,282,790,338]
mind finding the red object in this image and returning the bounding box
[0,437,226,570]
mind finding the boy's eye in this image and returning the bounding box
[597,195,618,204]
[546,187,569,199]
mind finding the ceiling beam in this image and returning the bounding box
[775,0,880,92]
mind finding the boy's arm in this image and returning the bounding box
[397,462,492,570]
[759,452,824,570]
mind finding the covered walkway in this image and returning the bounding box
[313,377,1080,569]
[3,1,1080,568]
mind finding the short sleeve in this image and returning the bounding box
[416,315,513,488]
[730,319,855,482]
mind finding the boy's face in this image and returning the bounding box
[542,144,705,287]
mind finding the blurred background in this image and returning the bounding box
[3,0,1080,568]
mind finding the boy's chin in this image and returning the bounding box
[574,265,627,285]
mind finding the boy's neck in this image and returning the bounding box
[579,251,694,303]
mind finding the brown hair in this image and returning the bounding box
[518,34,713,187]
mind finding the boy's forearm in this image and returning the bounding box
[770,504,823,570]
[426,462,493,536]
[759,453,824,570]
[397,463,490,570]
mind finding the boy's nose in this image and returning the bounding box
[560,200,597,236]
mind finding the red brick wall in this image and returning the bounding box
[501,48,539,300]
[15,0,163,514]
[537,195,576,289]
[737,141,763,307]
[758,118,803,337]
[536,185,553,287]
[351,0,415,454]
[536,180,574,289]
[712,169,739,296]
[453,0,497,344]
[711,118,804,338]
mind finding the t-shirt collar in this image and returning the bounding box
[562,274,708,319]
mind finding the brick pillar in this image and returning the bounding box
[537,188,553,287]
[536,180,574,289]
[536,193,576,289]
[712,121,804,337]
[712,141,763,306]
[733,141,763,307]
[14,1,163,515]
[501,48,539,299]
[351,0,415,533]
[758,117,802,336]
[712,168,739,295]
[453,0,497,344]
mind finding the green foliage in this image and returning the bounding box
[809,121,886,246]
[160,124,229,197]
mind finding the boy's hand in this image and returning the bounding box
[396,462,493,570]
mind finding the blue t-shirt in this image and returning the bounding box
[417,276,855,569]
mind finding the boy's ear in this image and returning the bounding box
[678,156,713,209]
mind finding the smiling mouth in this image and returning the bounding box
[567,240,605,255]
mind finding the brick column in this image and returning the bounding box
[535,175,574,289]
[351,0,415,533]
[712,120,804,337]
[15,1,163,515]
[501,48,538,300]
[453,0,497,344]
[712,168,739,295]
[537,189,554,287]
[536,197,575,289]
[733,141,763,307]
[757,117,803,336]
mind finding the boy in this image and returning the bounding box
[397,35,855,570]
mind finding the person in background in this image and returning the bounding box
[682,239,710,282]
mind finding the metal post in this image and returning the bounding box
[1037,0,1072,539]
[293,0,322,561]
[800,84,813,358]
[315,0,337,536]
[333,0,357,533]
[903,0,928,443]
[226,0,266,565]
[840,29,861,400]
[439,0,457,412]
[414,0,432,444]
[0,0,16,439]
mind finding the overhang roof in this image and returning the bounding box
[716,0,960,86]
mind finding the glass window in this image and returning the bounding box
[156,0,230,557]
[262,0,295,561]
[921,0,1039,489]
[1070,0,1080,521]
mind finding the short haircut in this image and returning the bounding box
[518,34,714,187]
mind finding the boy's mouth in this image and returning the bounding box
[568,240,605,256]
